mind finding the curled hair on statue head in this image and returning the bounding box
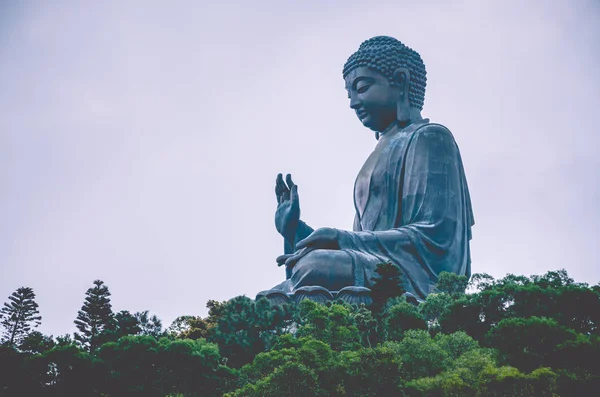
[343,36,427,111]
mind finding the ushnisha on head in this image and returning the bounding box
[343,36,427,135]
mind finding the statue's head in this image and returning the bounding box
[343,36,427,133]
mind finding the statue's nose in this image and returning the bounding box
[349,94,361,109]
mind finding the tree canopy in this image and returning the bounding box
[1,268,599,396]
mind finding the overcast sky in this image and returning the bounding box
[1,0,599,337]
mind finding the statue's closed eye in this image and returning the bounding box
[357,84,371,94]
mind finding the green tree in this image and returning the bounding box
[350,304,378,347]
[167,315,196,336]
[0,286,42,348]
[135,310,164,338]
[41,343,98,396]
[74,279,114,354]
[434,331,479,361]
[19,330,55,354]
[227,361,325,397]
[384,301,427,341]
[487,316,577,372]
[296,300,361,351]
[210,296,293,368]
[337,346,403,397]
[98,335,161,396]
[435,271,469,299]
[388,329,449,380]
[167,302,226,340]
[102,310,141,342]
[419,292,454,333]
[55,333,75,347]
[370,262,406,313]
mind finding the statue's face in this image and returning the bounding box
[345,67,399,132]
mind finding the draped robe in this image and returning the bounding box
[274,120,474,300]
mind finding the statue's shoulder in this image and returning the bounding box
[413,121,453,137]
[410,122,457,145]
[388,121,454,148]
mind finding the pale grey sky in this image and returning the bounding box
[1,0,599,337]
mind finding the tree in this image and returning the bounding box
[350,304,378,348]
[384,301,427,341]
[210,296,294,367]
[0,286,42,348]
[337,345,403,396]
[135,310,164,338]
[419,292,454,332]
[116,310,141,337]
[295,301,361,352]
[435,271,469,299]
[487,316,577,372]
[370,262,406,312]
[101,310,140,342]
[74,279,114,354]
[19,330,55,354]
[167,315,196,337]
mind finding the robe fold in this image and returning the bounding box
[275,120,474,300]
[339,120,474,299]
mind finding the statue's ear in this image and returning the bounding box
[393,68,411,124]
[393,68,410,99]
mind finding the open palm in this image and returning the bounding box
[275,173,300,242]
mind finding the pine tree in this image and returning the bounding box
[74,279,114,353]
[0,287,42,348]
[370,262,406,312]
[135,310,164,338]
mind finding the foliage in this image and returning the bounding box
[419,292,454,333]
[98,335,228,396]
[435,271,469,299]
[0,286,42,347]
[74,279,115,354]
[295,300,361,351]
[350,303,378,347]
[370,262,406,312]
[19,330,55,354]
[135,310,164,338]
[1,269,599,396]
[209,296,294,368]
[384,300,427,341]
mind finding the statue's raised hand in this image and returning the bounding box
[275,173,300,243]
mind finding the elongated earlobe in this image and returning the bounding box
[395,70,411,124]
[397,97,411,124]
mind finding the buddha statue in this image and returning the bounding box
[259,36,474,304]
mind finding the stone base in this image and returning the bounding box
[256,286,372,306]
[336,286,373,306]
[293,286,334,304]
[256,287,422,307]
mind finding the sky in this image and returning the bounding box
[1,0,599,338]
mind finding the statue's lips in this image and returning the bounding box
[357,110,369,120]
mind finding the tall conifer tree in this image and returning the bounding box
[74,279,114,353]
[0,286,42,347]
[370,262,406,312]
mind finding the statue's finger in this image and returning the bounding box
[276,254,293,265]
[290,185,299,201]
[296,235,315,250]
[282,191,290,201]
[285,254,302,268]
[286,174,296,190]
[276,173,289,194]
[284,246,316,268]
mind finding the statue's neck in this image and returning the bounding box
[378,109,425,140]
